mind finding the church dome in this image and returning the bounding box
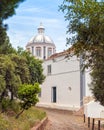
[26,23,56,60]
[27,23,54,45]
[29,34,54,44]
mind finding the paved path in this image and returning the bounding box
[42,108,89,130]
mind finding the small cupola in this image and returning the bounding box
[37,22,45,34]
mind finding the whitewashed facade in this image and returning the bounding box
[38,51,91,110]
[84,101,104,118]
[26,23,92,110]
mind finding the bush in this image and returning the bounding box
[0,98,20,114]
[9,100,20,113]
[1,98,10,112]
[18,83,41,110]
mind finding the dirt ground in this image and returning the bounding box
[41,108,89,130]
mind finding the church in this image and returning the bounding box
[26,23,92,110]
[26,23,56,60]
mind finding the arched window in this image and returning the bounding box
[32,46,34,56]
[36,47,41,57]
[53,48,55,54]
[48,48,52,57]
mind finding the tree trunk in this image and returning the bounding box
[15,109,24,119]
[10,91,14,101]
[0,90,6,101]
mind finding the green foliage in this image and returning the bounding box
[27,56,45,84]
[90,54,104,105]
[0,0,26,109]
[0,115,12,130]
[18,83,41,110]
[0,0,24,54]
[60,0,104,49]
[0,98,20,113]
[0,25,15,54]
[17,47,45,84]
[0,51,45,112]
[0,54,22,102]
[9,100,20,113]
[0,0,25,21]
[0,75,6,94]
[23,107,46,128]
[1,98,10,112]
[0,107,46,130]
[0,0,45,115]
[60,0,104,105]
[11,54,30,84]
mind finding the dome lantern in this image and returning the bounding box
[37,22,45,34]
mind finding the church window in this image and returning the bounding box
[36,47,41,57]
[53,48,55,53]
[47,65,51,75]
[32,46,34,56]
[43,46,46,59]
[48,48,52,57]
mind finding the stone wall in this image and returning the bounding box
[83,96,94,105]
[31,117,48,130]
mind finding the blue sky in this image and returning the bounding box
[5,0,69,52]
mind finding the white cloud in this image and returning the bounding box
[17,7,43,13]
[6,15,60,27]
[6,0,69,52]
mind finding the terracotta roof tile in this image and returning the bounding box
[45,48,73,61]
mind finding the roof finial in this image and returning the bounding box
[38,22,45,34]
[40,22,43,26]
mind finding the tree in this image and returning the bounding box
[0,0,25,21]
[0,47,45,107]
[0,0,44,115]
[0,55,21,102]
[90,58,104,105]
[0,0,25,54]
[27,55,45,84]
[10,54,30,84]
[0,75,6,95]
[60,0,104,105]
[0,25,15,54]
[0,54,29,102]
[17,47,45,84]
[16,83,41,118]
[0,51,45,112]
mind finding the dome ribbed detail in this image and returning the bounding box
[27,23,54,45]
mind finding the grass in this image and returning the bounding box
[0,107,46,130]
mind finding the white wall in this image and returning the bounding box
[84,101,104,118]
[85,69,92,96]
[38,55,81,110]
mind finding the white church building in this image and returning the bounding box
[26,23,92,110]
